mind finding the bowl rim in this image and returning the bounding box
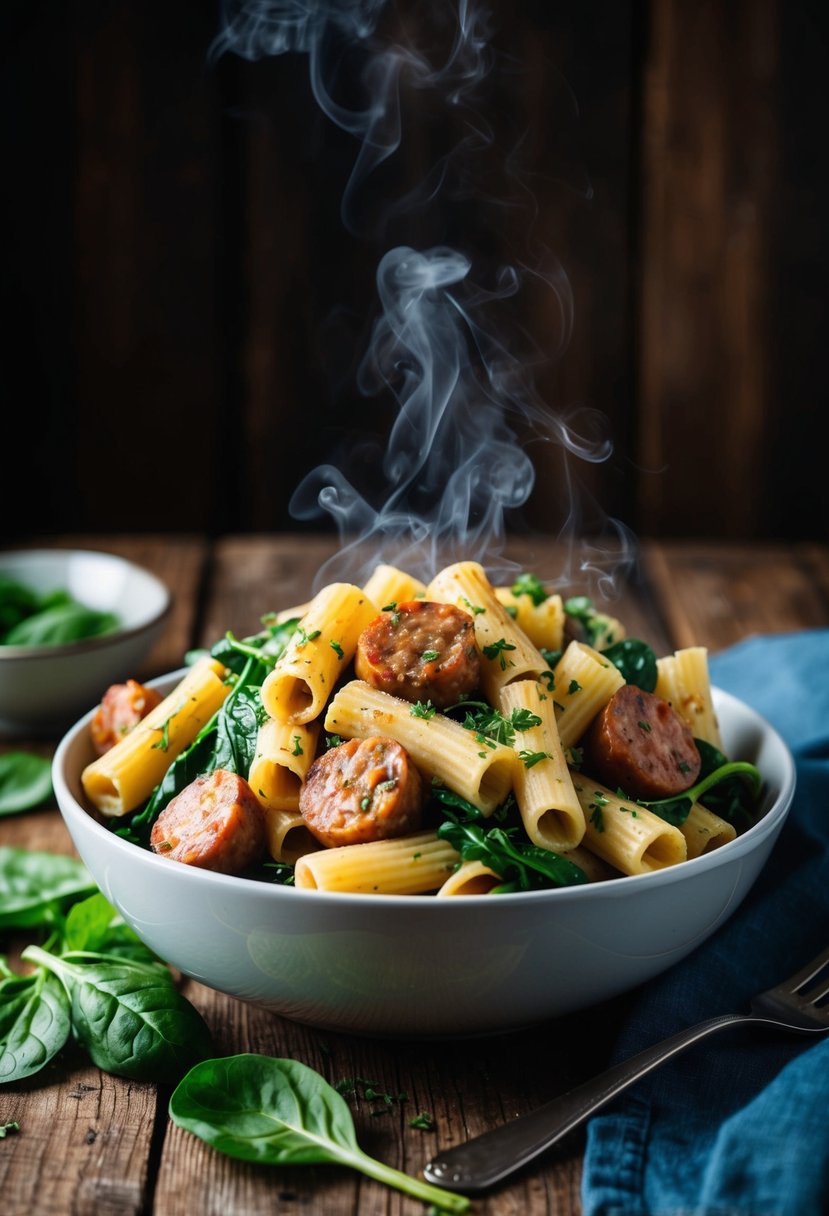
[53,672,797,909]
[0,547,172,661]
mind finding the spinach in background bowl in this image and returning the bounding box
[0,575,120,648]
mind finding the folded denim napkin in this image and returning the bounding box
[581,629,829,1216]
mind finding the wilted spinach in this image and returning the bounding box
[600,638,658,692]
[125,617,298,845]
[169,1053,470,1213]
[433,787,588,892]
[640,754,762,828]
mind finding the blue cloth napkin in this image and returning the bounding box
[581,629,829,1216]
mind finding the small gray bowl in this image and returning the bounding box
[0,548,171,737]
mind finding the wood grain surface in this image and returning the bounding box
[2,533,827,1216]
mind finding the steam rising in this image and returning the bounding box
[212,1,636,592]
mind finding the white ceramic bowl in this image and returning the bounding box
[53,678,795,1037]
[0,549,171,737]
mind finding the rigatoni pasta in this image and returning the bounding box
[82,557,763,898]
[323,678,517,815]
[497,678,585,851]
[261,582,377,724]
[294,831,459,894]
[82,656,231,817]
[426,560,549,700]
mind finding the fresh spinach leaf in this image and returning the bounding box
[61,892,160,965]
[22,946,212,1083]
[0,752,53,816]
[169,1054,469,1213]
[0,847,96,930]
[0,969,70,1083]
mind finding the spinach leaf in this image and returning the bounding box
[169,1054,469,1213]
[0,752,53,816]
[640,758,762,828]
[4,603,119,647]
[433,790,588,891]
[0,575,40,637]
[600,638,658,692]
[694,739,762,831]
[22,946,212,1083]
[0,970,70,1083]
[0,847,96,930]
[61,892,160,965]
[212,684,263,776]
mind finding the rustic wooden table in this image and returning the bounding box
[2,533,828,1216]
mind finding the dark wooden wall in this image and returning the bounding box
[3,0,827,543]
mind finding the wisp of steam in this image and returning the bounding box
[211,0,636,593]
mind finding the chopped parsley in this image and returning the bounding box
[511,571,548,606]
[519,749,551,769]
[382,601,401,626]
[296,626,321,647]
[329,639,344,659]
[291,735,303,756]
[482,638,517,669]
[421,649,440,663]
[588,790,609,831]
[410,700,437,719]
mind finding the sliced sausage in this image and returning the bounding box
[299,735,424,848]
[150,769,266,874]
[584,684,701,801]
[90,679,163,756]
[354,600,480,709]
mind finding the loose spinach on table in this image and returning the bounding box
[0,849,211,1085]
[169,1053,470,1214]
[0,752,53,817]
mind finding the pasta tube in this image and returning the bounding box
[261,582,377,724]
[494,588,565,652]
[324,679,517,815]
[655,646,722,749]
[572,776,687,875]
[559,844,621,883]
[294,831,460,894]
[680,803,736,859]
[81,657,231,817]
[362,563,426,607]
[426,561,548,700]
[262,806,320,865]
[248,719,320,813]
[498,679,585,851]
[552,640,625,750]
[435,859,501,896]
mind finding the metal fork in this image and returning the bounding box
[423,945,829,1195]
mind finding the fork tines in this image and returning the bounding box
[785,945,829,1006]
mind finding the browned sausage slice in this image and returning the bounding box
[299,735,424,848]
[584,684,701,801]
[354,600,480,709]
[90,679,163,756]
[150,769,266,874]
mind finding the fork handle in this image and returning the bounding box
[424,1012,751,1193]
